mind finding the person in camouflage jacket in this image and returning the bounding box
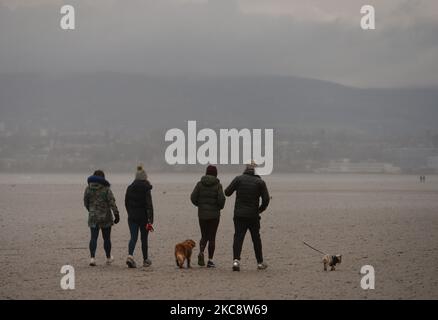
[83,170,120,266]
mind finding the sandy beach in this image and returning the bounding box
[0,173,437,300]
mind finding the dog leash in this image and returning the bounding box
[302,241,327,255]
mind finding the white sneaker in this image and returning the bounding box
[232,259,240,272]
[106,256,114,265]
[126,255,137,268]
[89,258,96,266]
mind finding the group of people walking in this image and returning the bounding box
[83,162,271,271]
[83,166,154,268]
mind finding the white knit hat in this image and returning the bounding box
[135,164,147,181]
[245,160,257,170]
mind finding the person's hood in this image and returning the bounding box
[88,182,105,190]
[87,175,110,187]
[131,179,153,191]
[201,175,219,186]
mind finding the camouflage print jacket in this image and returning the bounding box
[83,176,119,228]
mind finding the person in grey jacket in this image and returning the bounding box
[191,165,225,268]
[225,162,270,271]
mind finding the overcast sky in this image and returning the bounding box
[1,0,437,88]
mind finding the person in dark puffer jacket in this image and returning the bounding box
[225,162,270,271]
[125,165,154,268]
[191,165,225,268]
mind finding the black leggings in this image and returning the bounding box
[199,218,220,260]
[89,227,111,258]
[233,217,263,263]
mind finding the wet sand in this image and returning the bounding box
[0,173,437,299]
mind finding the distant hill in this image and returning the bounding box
[1,73,437,135]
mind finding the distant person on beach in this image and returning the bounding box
[125,165,154,268]
[225,162,270,271]
[83,170,120,266]
[190,165,226,268]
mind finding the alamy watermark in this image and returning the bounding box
[360,265,375,290]
[60,5,75,30]
[360,5,376,30]
[60,4,376,31]
[57,2,377,292]
[165,121,274,175]
[60,265,75,290]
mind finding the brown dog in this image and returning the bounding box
[175,239,196,269]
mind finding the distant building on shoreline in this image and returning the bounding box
[427,156,438,172]
[315,159,401,174]
[383,147,438,173]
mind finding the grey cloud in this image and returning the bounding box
[0,0,437,87]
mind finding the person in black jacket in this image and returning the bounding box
[125,165,154,268]
[191,165,226,268]
[225,162,270,271]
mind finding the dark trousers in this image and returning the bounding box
[233,217,263,263]
[89,227,111,258]
[128,220,149,260]
[199,218,220,260]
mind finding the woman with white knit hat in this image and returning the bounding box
[124,165,154,268]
